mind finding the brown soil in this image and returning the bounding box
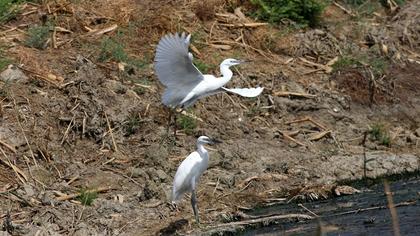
[0,0,419,235]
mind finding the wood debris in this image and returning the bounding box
[278,130,306,147]
[273,91,317,99]
[309,130,331,141]
[219,22,268,28]
[0,140,17,153]
[286,116,328,131]
[210,44,232,50]
[87,24,118,36]
[299,57,333,74]
[55,186,113,201]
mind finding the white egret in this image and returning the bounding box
[154,32,264,109]
[172,136,221,223]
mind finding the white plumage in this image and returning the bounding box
[154,32,264,109]
[172,136,220,223]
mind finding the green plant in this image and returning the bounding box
[345,0,367,6]
[133,86,145,96]
[333,53,388,76]
[369,56,387,76]
[193,59,214,73]
[0,0,21,23]
[123,113,141,136]
[250,0,327,27]
[25,24,51,49]
[177,114,196,135]
[332,56,360,72]
[369,123,391,147]
[77,189,97,206]
[0,47,11,71]
[98,37,128,62]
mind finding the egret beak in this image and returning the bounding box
[237,59,250,64]
[209,138,222,145]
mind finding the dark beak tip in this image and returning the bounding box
[213,139,222,144]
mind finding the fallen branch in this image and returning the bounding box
[273,91,316,99]
[333,1,355,16]
[325,201,416,218]
[87,24,118,36]
[299,57,333,74]
[105,112,118,152]
[0,139,16,153]
[55,186,113,201]
[219,22,268,28]
[286,116,327,131]
[178,110,203,122]
[0,147,27,184]
[206,213,313,231]
[278,130,306,147]
[309,130,331,141]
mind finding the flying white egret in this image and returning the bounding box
[172,136,221,223]
[154,32,264,109]
[154,32,264,135]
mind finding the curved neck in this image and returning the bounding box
[220,64,233,81]
[196,142,208,157]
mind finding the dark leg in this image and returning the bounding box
[166,109,173,135]
[191,190,200,223]
[173,112,177,137]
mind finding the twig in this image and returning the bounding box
[0,140,17,153]
[299,57,333,73]
[179,110,203,122]
[278,130,306,147]
[55,186,113,201]
[324,201,415,218]
[87,24,118,36]
[104,112,118,152]
[273,91,317,99]
[61,116,75,145]
[384,180,401,236]
[298,203,319,217]
[208,213,313,230]
[333,1,355,16]
[12,97,37,167]
[52,27,57,49]
[114,216,142,235]
[286,116,327,131]
[0,147,27,184]
[308,130,331,141]
[218,22,268,28]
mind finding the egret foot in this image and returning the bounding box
[168,202,179,212]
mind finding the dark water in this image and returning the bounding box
[241,178,420,236]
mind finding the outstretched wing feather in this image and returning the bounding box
[154,33,203,89]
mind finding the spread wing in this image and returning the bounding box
[221,87,264,97]
[154,32,203,89]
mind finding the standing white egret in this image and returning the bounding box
[154,32,264,109]
[172,136,221,223]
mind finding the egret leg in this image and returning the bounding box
[191,190,200,223]
[166,109,172,134]
[173,112,178,137]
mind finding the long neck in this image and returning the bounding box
[219,64,233,83]
[196,142,208,157]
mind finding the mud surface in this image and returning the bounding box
[0,0,419,235]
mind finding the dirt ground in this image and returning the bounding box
[0,0,419,235]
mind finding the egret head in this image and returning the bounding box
[197,136,222,145]
[221,58,246,67]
